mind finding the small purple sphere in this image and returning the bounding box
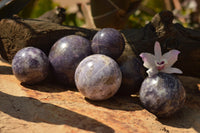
[75,54,122,100]
[12,47,49,84]
[91,28,125,60]
[48,35,92,86]
[140,72,186,117]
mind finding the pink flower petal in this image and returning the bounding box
[163,50,180,68]
[147,68,158,77]
[161,67,183,74]
[154,41,162,59]
[140,53,155,69]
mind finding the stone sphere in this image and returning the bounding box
[12,47,49,84]
[48,35,92,86]
[75,54,122,100]
[91,28,125,60]
[139,72,186,117]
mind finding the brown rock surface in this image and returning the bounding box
[0,60,200,133]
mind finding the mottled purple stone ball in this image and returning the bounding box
[139,72,186,117]
[91,28,125,60]
[12,47,49,84]
[75,54,122,100]
[48,35,92,86]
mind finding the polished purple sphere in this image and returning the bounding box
[91,28,125,60]
[48,35,92,86]
[75,54,122,100]
[12,47,49,84]
[139,72,186,117]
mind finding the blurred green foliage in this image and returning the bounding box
[128,0,166,28]
[18,0,163,28]
[19,0,84,27]
[128,10,152,28]
[18,0,197,29]
[143,0,165,13]
[63,13,85,27]
[19,0,57,18]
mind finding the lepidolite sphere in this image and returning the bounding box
[75,54,122,100]
[48,35,92,86]
[91,28,125,60]
[12,47,49,84]
[140,72,186,117]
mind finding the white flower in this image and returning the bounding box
[139,41,183,77]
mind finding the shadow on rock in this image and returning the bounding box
[158,101,200,133]
[20,73,79,93]
[86,94,143,111]
[20,82,70,93]
[0,91,114,133]
[0,65,13,75]
[20,65,78,93]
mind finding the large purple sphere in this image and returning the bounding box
[139,72,186,117]
[91,28,125,60]
[75,54,122,100]
[12,47,49,84]
[48,35,92,86]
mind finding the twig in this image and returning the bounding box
[81,3,96,28]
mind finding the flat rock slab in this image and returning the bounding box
[0,60,200,133]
